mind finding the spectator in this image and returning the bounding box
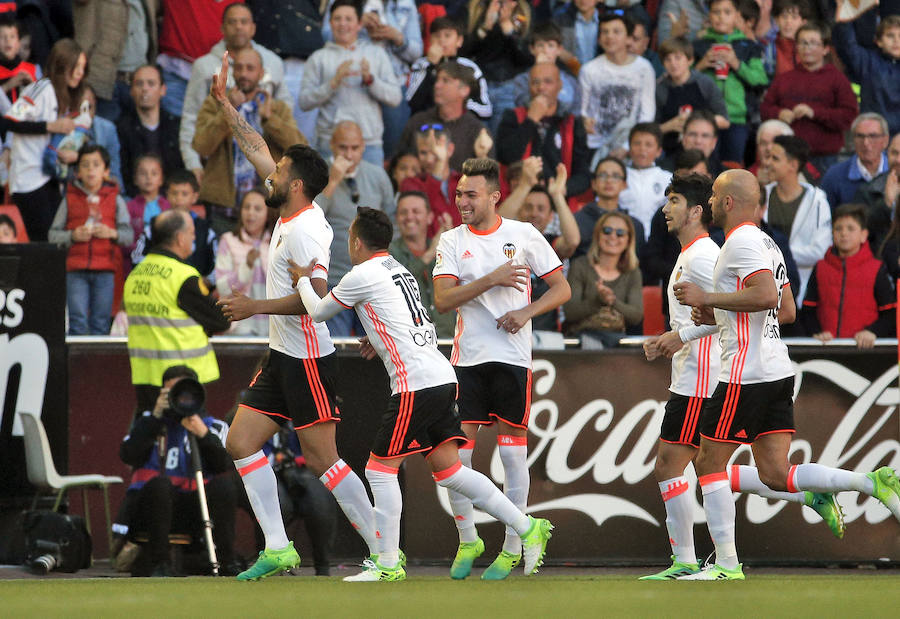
[462,0,534,132]
[400,125,461,236]
[674,148,712,178]
[564,211,643,347]
[398,60,491,171]
[497,61,591,199]
[573,156,646,258]
[388,190,456,338]
[5,38,86,242]
[762,134,831,300]
[78,84,125,190]
[656,36,730,155]
[580,12,655,163]
[628,19,664,77]
[618,123,673,238]
[73,0,158,122]
[0,14,37,103]
[0,213,17,243]
[299,0,402,164]
[760,23,857,174]
[878,188,900,285]
[820,113,890,211]
[48,144,133,335]
[156,0,244,118]
[317,120,396,335]
[517,167,581,261]
[214,187,271,336]
[125,154,170,272]
[558,0,601,68]
[387,151,421,197]
[767,0,811,76]
[755,177,802,306]
[116,64,184,199]
[833,12,900,136]
[749,118,791,182]
[692,0,768,164]
[407,16,491,119]
[193,47,304,235]
[657,0,708,43]
[511,22,580,116]
[800,203,896,348]
[660,110,725,176]
[181,3,292,184]
[855,132,900,255]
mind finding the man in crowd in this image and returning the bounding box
[820,113,890,210]
[855,132,900,253]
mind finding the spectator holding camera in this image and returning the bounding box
[116,365,238,577]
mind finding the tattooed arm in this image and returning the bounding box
[209,51,277,179]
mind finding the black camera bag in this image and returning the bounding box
[22,510,92,573]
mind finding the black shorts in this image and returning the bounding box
[660,393,704,448]
[370,383,466,459]
[241,349,340,430]
[455,362,531,428]
[699,377,795,444]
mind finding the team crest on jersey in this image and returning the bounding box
[674,266,683,282]
[435,251,443,267]
[502,243,516,259]
[276,233,283,248]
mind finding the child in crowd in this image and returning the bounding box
[406,17,491,118]
[0,213,17,243]
[628,19,664,77]
[801,203,896,348]
[48,144,132,335]
[693,0,768,164]
[0,14,36,103]
[769,0,810,76]
[125,155,170,272]
[655,36,730,154]
[512,22,581,115]
[617,123,673,239]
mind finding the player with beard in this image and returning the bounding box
[210,52,378,581]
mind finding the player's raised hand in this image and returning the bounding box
[673,281,707,307]
[496,308,530,334]
[358,336,378,360]
[490,260,529,291]
[211,52,230,105]
[218,290,257,321]
[287,258,318,288]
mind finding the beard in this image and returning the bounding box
[265,182,289,209]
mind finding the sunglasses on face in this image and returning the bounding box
[602,226,628,237]
[419,123,444,131]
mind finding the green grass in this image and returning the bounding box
[2,574,899,618]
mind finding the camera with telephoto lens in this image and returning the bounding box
[28,539,63,574]
[165,377,206,421]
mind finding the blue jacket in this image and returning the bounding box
[820,153,888,211]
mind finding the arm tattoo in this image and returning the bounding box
[225,104,264,155]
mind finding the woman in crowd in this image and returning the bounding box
[564,211,643,347]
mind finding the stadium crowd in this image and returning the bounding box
[1,0,898,345]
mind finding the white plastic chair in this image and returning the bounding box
[19,410,123,558]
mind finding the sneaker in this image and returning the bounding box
[236,541,301,581]
[678,563,745,581]
[867,466,900,522]
[368,550,407,568]
[480,550,521,580]
[520,516,553,575]
[343,558,406,582]
[805,492,845,539]
[449,538,485,580]
[638,556,701,580]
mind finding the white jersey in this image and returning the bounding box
[4,79,56,193]
[267,203,336,359]
[329,251,457,394]
[667,234,721,397]
[432,216,562,368]
[713,222,794,384]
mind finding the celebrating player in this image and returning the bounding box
[673,169,900,580]
[432,158,571,580]
[209,52,378,580]
[288,207,554,582]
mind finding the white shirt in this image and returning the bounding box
[298,251,457,394]
[5,79,56,193]
[618,166,672,239]
[667,234,721,397]
[713,223,794,384]
[267,203,335,360]
[432,217,562,369]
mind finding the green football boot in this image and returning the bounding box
[236,541,300,581]
[449,537,485,579]
[639,556,701,580]
[520,516,553,575]
[867,466,900,522]
[480,550,521,580]
[678,563,745,581]
[804,492,845,538]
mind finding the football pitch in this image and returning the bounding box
[2,572,899,618]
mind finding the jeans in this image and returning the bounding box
[486,79,518,134]
[67,270,114,335]
[718,123,750,166]
[325,306,363,337]
[160,69,188,118]
[283,58,319,144]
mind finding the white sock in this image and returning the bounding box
[364,460,401,569]
[730,465,804,503]
[447,440,479,543]
[434,461,530,536]
[234,451,289,550]
[320,459,378,555]
[659,476,696,564]
[788,463,875,495]
[699,471,738,570]
[498,435,529,554]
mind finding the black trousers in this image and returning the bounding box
[13,179,61,242]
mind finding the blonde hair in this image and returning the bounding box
[467,0,531,35]
[589,212,638,273]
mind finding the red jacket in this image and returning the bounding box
[400,172,462,237]
[64,181,121,272]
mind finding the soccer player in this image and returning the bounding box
[641,172,844,580]
[673,169,900,580]
[432,158,571,580]
[209,52,378,581]
[288,207,554,582]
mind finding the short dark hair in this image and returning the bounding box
[833,203,867,230]
[77,143,110,169]
[330,0,362,19]
[658,36,694,62]
[666,172,713,226]
[774,134,810,170]
[674,148,709,172]
[877,15,900,38]
[773,0,812,19]
[151,210,189,248]
[397,190,431,211]
[283,144,329,201]
[599,11,635,36]
[737,0,760,28]
[352,207,393,250]
[415,124,451,144]
[0,13,21,36]
[134,153,163,176]
[430,16,464,36]
[526,185,555,211]
[162,364,199,384]
[167,168,200,193]
[685,109,719,136]
[461,158,501,193]
[796,21,830,45]
[709,0,739,12]
[223,2,253,23]
[132,63,165,84]
[629,122,663,147]
[530,22,562,45]
[594,156,627,178]
[0,213,16,236]
[436,60,475,97]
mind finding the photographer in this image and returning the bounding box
[116,365,237,577]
